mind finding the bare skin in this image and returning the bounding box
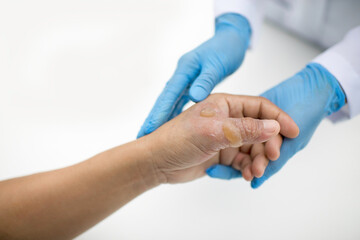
[200,101,282,180]
[0,94,299,239]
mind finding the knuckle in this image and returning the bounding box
[201,70,218,84]
[258,96,270,103]
[196,78,214,92]
[239,118,262,142]
[178,52,196,65]
[209,93,221,98]
[178,55,189,65]
[194,120,225,152]
[197,121,219,141]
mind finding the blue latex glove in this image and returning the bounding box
[206,63,346,188]
[137,13,251,138]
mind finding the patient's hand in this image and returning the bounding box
[216,139,283,182]
[143,94,299,184]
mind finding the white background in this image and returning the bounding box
[1,1,360,239]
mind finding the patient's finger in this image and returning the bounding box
[232,153,253,181]
[218,117,280,148]
[232,152,247,171]
[224,95,300,138]
[240,144,252,154]
[265,134,283,161]
[195,114,280,151]
[250,143,268,178]
[219,147,239,166]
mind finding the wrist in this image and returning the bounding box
[134,134,168,187]
[306,63,347,116]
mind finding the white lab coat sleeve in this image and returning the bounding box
[312,26,360,123]
[214,0,263,47]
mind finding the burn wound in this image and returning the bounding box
[200,107,216,117]
[222,121,243,147]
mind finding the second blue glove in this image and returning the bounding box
[207,63,346,188]
[137,13,251,138]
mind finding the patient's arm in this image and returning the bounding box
[0,138,158,240]
[0,94,298,240]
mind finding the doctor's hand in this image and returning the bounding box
[206,63,346,188]
[146,94,299,184]
[137,13,251,138]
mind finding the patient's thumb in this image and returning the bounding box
[222,118,280,148]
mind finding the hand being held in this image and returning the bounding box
[144,94,299,184]
[137,13,252,138]
[207,63,346,188]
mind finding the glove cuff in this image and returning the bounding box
[306,63,347,116]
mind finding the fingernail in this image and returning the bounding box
[262,120,280,135]
[189,86,208,102]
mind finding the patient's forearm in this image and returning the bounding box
[0,137,160,240]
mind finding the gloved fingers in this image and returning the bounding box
[251,138,296,189]
[265,134,283,161]
[169,91,190,120]
[206,164,242,180]
[189,66,222,102]
[250,143,268,178]
[137,81,185,138]
[137,120,153,138]
[137,54,201,138]
[225,95,300,139]
[231,153,252,181]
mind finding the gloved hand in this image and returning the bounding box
[206,63,347,188]
[137,13,251,138]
